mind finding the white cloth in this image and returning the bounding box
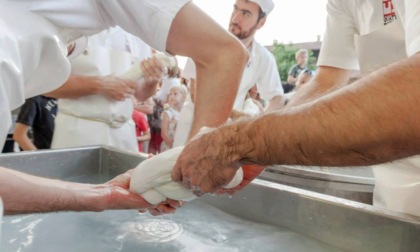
[318,0,420,217]
[130,146,244,205]
[173,40,283,147]
[52,28,151,152]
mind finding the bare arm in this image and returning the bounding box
[172,54,420,192]
[166,2,248,138]
[240,54,420,166]
[13,123,37,151]
[264,95,284,113]
[189,78,197,104]
[161,112,173,148]
[137,129,151,142]
[287,75,297,84]
[0,167,150,214]
[287,66,352,107]
[0,167,183,215]
[45,74,137,101]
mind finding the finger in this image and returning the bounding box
[148,209,162,216]
[156,204,176,215]
[171,160,183,182]
[191,187,205,197]
[165,199,184,209]
[182,177,192,189]
[138,209,147,214]
[143,58,163,80]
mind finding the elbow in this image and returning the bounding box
[197,37,248,71]
[226,39,249,69]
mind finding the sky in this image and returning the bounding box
[194,0,328,45]
[178,0,328,68]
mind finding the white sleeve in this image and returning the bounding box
[17,0,189,52]
[317,0,359,70]
[400,0,420,56]
[182,58,197,79]
[256,50,284,101]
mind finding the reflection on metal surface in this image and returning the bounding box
[260,165,374,204]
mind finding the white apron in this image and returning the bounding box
[51,46,138,152]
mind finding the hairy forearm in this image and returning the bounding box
[230,55,420,167]
[287,75,296,84]
[0,167,105,214]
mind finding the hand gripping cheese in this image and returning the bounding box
[130,146,243,204]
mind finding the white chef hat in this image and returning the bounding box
[248,0,274,15]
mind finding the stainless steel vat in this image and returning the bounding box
[260,165,374,204]
[0,147,418,251]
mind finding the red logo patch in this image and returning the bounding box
[383,0,397,25]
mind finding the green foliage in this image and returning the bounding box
[271,43,317,83]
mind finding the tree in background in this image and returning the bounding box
[272,42,317,83]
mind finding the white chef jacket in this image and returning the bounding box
[0,0,189,149]
[173,40,284,147]
[318,0,420,217]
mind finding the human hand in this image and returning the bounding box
[171,127,242,194]
[140,56,167,84]
[216,164,265,195]
[93,170,183,215]
[98,75,137,101]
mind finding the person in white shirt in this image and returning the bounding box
[171,0,420,218]
[174,0,284,147]
[0,0,248,215]
[49,27,152,152]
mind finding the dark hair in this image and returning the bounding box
[257,8,266,22]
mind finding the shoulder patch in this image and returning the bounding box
[383,0,397,25]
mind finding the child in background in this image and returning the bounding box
[160,85,187,152]
[132,97,151,153]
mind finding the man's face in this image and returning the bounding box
[229,0,264,40]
